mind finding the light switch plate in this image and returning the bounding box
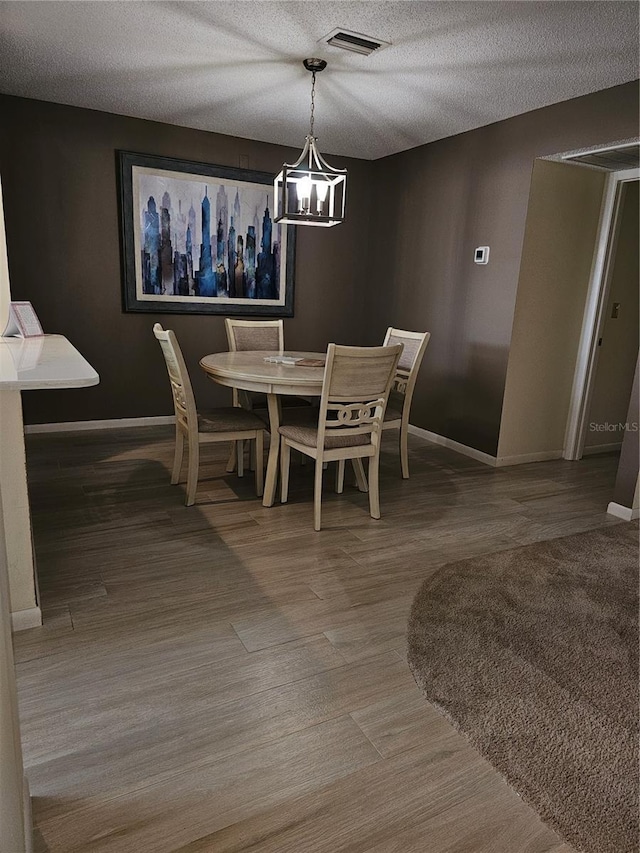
[474,246,489,264]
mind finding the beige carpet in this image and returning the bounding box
[407,523,639,853]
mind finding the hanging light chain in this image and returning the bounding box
[309,71,317,138]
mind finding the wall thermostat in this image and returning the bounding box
[474,246,490,264]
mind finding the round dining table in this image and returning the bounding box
[200,350,327,507]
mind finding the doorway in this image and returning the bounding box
[563,163,640,459]
[583,180,638,457]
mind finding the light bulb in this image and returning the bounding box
[296,176,312,212]
[315,180,329,213]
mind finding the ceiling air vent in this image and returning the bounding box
[320,28,390,56]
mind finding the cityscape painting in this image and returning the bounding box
[119,152,295,316]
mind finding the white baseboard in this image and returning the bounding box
[25,415,175,434]
[606,501,640,521]
[408,425,497,466]
[495,450,564,467]
[408,425,569,469]
[582,442,622,456]
[11,606,42,632]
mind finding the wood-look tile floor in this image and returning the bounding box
[15,426,622,853]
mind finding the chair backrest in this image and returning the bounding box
[382,327,431,417]
[317,344,403,449]
[153,323,197,434]
[225,318,284,352]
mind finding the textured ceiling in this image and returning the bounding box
[0,1,638,160]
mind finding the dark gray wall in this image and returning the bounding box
[1,82,639,440]
[365,81,639,455]
[0,96,374,423]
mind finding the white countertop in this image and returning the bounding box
[0,334,99,390]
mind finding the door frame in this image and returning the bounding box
[563,167,639,460]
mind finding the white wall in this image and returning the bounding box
[0,175,39,624]
[0,173,9,331]
[0,177,31,852]
[497,160,606,462]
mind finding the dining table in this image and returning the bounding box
[200,350,328,507]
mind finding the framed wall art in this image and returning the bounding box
[118,151,295,316]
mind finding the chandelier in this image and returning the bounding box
[274,59,347,227]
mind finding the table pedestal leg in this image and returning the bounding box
[263,393,281,507]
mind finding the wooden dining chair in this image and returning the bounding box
[224,318,284,407]
[224,318,282,472]
[153,323,265,505]
[382,327,431,479]
[224,317,311,473]
[279,343,402,531]
[225,318,284,354]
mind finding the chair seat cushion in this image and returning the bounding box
[198,408,265,433]
[279,422,371,449]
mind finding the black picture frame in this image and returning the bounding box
[118,151,295,316]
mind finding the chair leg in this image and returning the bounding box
[335,459,345,494]
[237,440,244,478]
[280,438,291,503]
[400,423,410,479]
[314,458,324,531]
[171,427,184,484]
[368,454,381,520]
[226,442,237,473]
[254,431,264,497]
[352,458,369,492]
[185,436,200,507]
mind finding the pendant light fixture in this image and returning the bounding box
[274,58,347,227]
